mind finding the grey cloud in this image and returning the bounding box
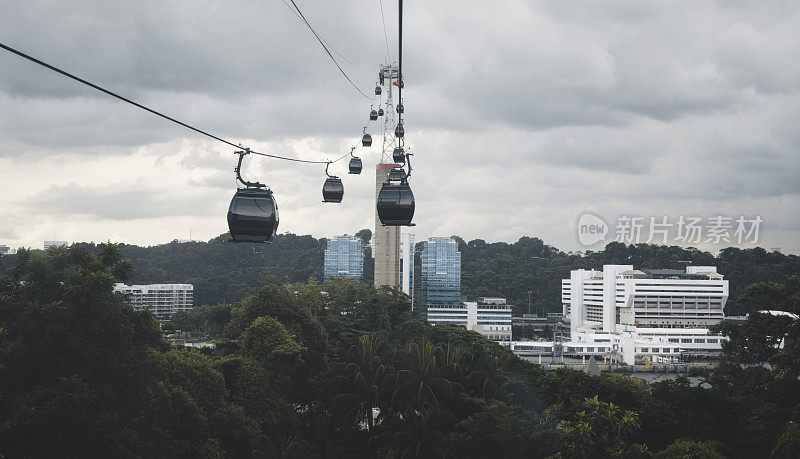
[24,182,220,219]
[1,0,799,253]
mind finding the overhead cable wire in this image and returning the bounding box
[286,0,373,99]
[378,0,392,60]
[0,41,348,165]
[278,0,368,73]
[397,0,403,123]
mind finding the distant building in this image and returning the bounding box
[420,237,461,307]
[0,244,11,255]
[324,235,364,282]
[513,314,562,335]
[427,297,512,343]
[547,264,730,363]
[44,241,68,249]
[400,233,415,306]
[562,265,727,331]
[114,283,194,322]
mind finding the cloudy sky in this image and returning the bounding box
[1,0,799,253]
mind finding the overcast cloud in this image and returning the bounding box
[1,0,799,254]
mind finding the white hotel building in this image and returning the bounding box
[427,297,513,342]
[508,265,729,364]
[114,283,194,322]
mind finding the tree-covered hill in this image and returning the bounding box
[117,233,327,306]
[2,235,798,315]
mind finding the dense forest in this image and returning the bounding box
[2,244,800,457]
[2,234,798,315]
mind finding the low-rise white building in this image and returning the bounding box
[427,297,512,343]
[114,283,194,322]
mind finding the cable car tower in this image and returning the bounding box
[378,63,399,163]
[373,62,402,288]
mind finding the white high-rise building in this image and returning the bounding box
[114,283,194,322]
[548,265,729,363]
[562,265,728,333]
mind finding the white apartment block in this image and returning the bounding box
[114,283,194,322]
[427,297,512,342]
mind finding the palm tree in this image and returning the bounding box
[391,341,454,415]
[556,396,642,457]
[464,343,509,398]
[434,339,465,386]
[384,410,448,459]
[330,335,391,430]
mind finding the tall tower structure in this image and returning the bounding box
[374,63,402,288]
[375,165,401,287]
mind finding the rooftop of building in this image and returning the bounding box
[114,283,193,290]
[570,265,723,281]
[642,269,718,280]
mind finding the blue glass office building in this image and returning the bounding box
[421,237,461,306]
[324,235,364,282]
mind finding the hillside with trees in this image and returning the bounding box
[2,244,800,457]
[2,235,798,316]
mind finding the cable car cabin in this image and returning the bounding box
[322,177,344,203]
[395,123,404,138]
[396,103,404,114]
[349,156,362,174]
[393,147,405,163]
[369,109,378,121]
[375,85,382,95]
[227,187,279,243]
[377,181,415,226]
[362,133,372,147]
[388,168,405,181]
[378,108,384,117]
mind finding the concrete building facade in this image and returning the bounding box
[427,297,512,342]
[400,233,415,306]
[548,264,729,363]
[562,265,728,333]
